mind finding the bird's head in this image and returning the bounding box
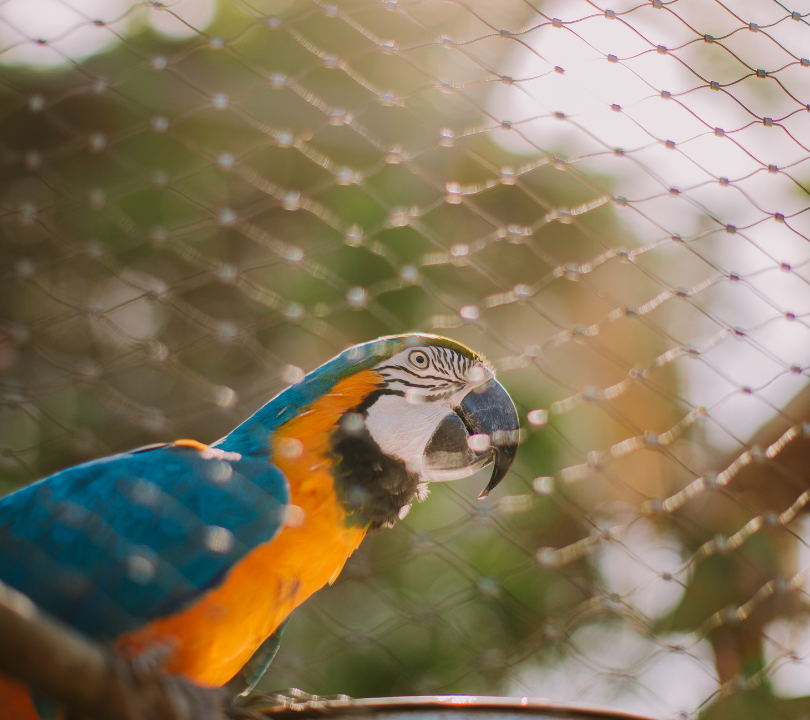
[222,334,520,529]
[324,334,519,527]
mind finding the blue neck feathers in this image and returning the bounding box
[213,337,400,458]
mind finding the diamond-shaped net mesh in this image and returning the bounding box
[1,0,810,718]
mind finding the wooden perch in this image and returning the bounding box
[0,579,243,720]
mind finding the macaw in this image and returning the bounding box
[0,334,519,718]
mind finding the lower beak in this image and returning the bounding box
[423,378,519,498]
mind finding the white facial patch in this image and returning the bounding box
[365,345,496,480]
[364,393,451,470]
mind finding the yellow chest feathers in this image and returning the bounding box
[117,371,381,686]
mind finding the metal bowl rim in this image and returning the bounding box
[255,695,660,720]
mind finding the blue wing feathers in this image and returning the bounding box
[0,446,289,640]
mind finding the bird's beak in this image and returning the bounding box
[422,378,519,498]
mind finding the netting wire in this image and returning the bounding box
[1,0,810,718]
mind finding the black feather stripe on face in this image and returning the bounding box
[433,348,450,374]
[373,346,477,402]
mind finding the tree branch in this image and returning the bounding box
[0,579,239,720]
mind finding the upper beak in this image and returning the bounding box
[457,378,519,498]
[423,378,519,499]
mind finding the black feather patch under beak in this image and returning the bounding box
[456,378,519,499]
[422,378,519,498]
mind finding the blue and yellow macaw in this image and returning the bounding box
[0,334,518,717]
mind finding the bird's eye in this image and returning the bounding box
[409,351,429,369]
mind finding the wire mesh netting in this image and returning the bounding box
[1,0,810,718]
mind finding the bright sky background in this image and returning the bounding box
[488,0,810,453]
[0,0,217,67]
